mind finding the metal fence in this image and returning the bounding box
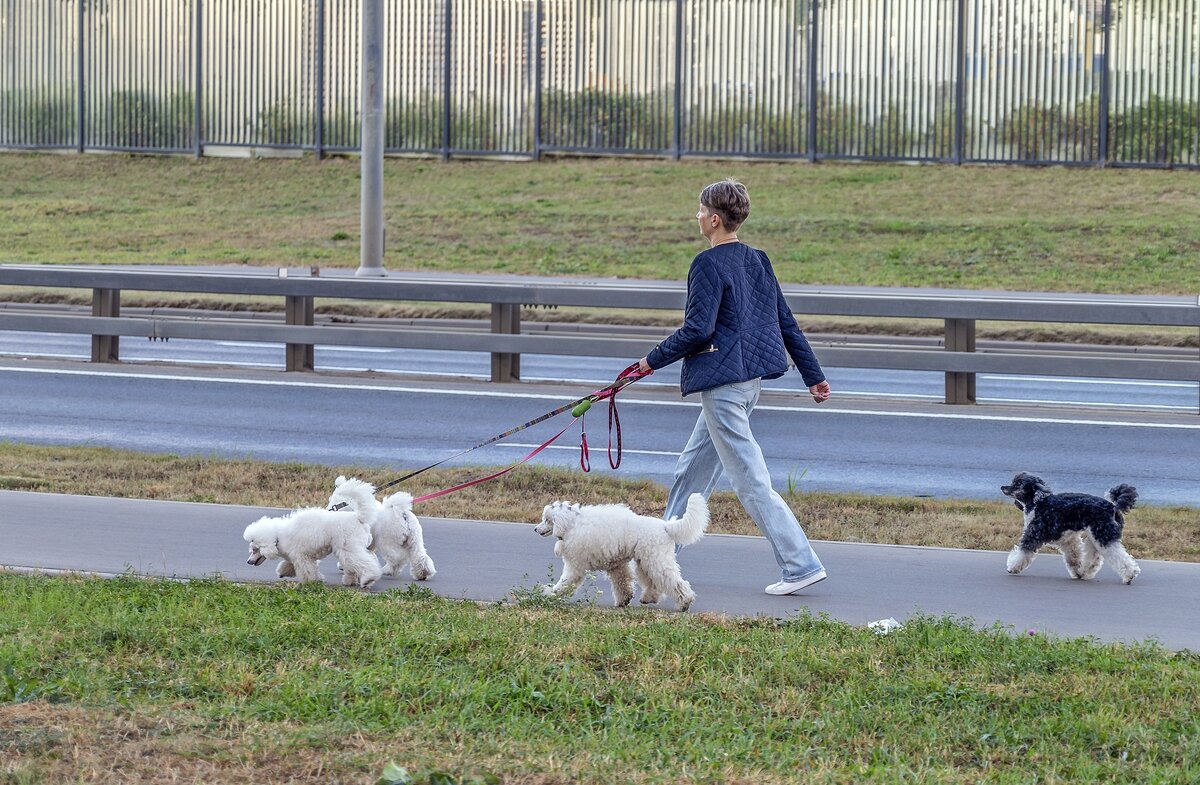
[2,0,1198,166]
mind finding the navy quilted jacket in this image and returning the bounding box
[646,242,825,396]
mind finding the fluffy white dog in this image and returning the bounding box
[329,476,436,580]
[243,502,381,588]
[534,492,708,611]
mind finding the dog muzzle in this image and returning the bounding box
[247,553,266,566]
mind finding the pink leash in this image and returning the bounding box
[409,362,650,505]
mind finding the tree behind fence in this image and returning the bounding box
[1,0,1197,167]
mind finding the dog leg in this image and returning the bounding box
[1100,541,1141,585]
[1078,532,1105,580]
[672,578,697,613]
[405,527,436,581]
[276,560,296,578]
[342,548,382,588]
[1006,546,1037,575]
[546,562,585,599]
[635,562,660,605]
[606,562,635,607]
[292,557,322,583]
[408,551,436,581]
[1056,534,1086,579]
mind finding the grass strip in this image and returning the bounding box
[2,574,1199,784]
[3,154,1200,295]
[3,442,1198,563]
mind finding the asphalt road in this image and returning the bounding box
[4,329,1198,413]
[2,357,1198,505]
[3,490,1198,649]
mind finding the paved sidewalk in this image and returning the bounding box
[3,490,1198,649]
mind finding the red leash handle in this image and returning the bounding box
[602,360,649,469]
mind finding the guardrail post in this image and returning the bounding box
[285,295,314,371]
[491,303,520,382]
[944,317,976,404]
[90,288,120,362]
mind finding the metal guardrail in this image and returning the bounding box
[1,265,1197,407]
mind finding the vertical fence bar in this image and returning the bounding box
[954,0,965,163]
[316,0,325,158]
[194,0,203,157]
[673,0,682,159]
[1099,0,1111,165]
[807,0,818,161]
[76,0,84,152]
[533,0,542,159]
[442,0,452,159]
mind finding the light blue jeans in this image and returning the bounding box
[664,378,824,582]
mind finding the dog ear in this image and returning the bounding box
[1025,475,1050,506]
[335,475,348,487]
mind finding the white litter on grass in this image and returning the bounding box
[868,617,903,635]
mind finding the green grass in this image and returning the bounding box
[2,573,1199,784]
[3,153,1200,294]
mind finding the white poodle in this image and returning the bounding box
[534,492,708,611]
[329,476,436,581]
[243,503,381,588]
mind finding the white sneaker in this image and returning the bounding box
[764,569,827,596]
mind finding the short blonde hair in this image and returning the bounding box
[699,179,750,231]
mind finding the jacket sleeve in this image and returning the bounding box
[646,253,721,370]
[765,255,826,387]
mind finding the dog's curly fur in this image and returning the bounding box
[243,503,381,588]
[329,476,436,580]
[535,492,708,611]
[1000,472,1141,585]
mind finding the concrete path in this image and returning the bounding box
[3,490,1198,649]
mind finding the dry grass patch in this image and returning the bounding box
[2,442,1197,563]
[0,702,496,785]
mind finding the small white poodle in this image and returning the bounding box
[329,476,436,581]
[243,503,381,588]
[534,492,708,611]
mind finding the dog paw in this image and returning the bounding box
[639,594,660,605]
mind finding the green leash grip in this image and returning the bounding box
[571,398,593,417]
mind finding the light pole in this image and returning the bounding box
[357,0,387,276]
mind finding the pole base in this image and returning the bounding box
[354,266,388,277]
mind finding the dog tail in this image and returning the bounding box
[1106,484,1138,513]
[381,490,414,514]
[665,493,709,547]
